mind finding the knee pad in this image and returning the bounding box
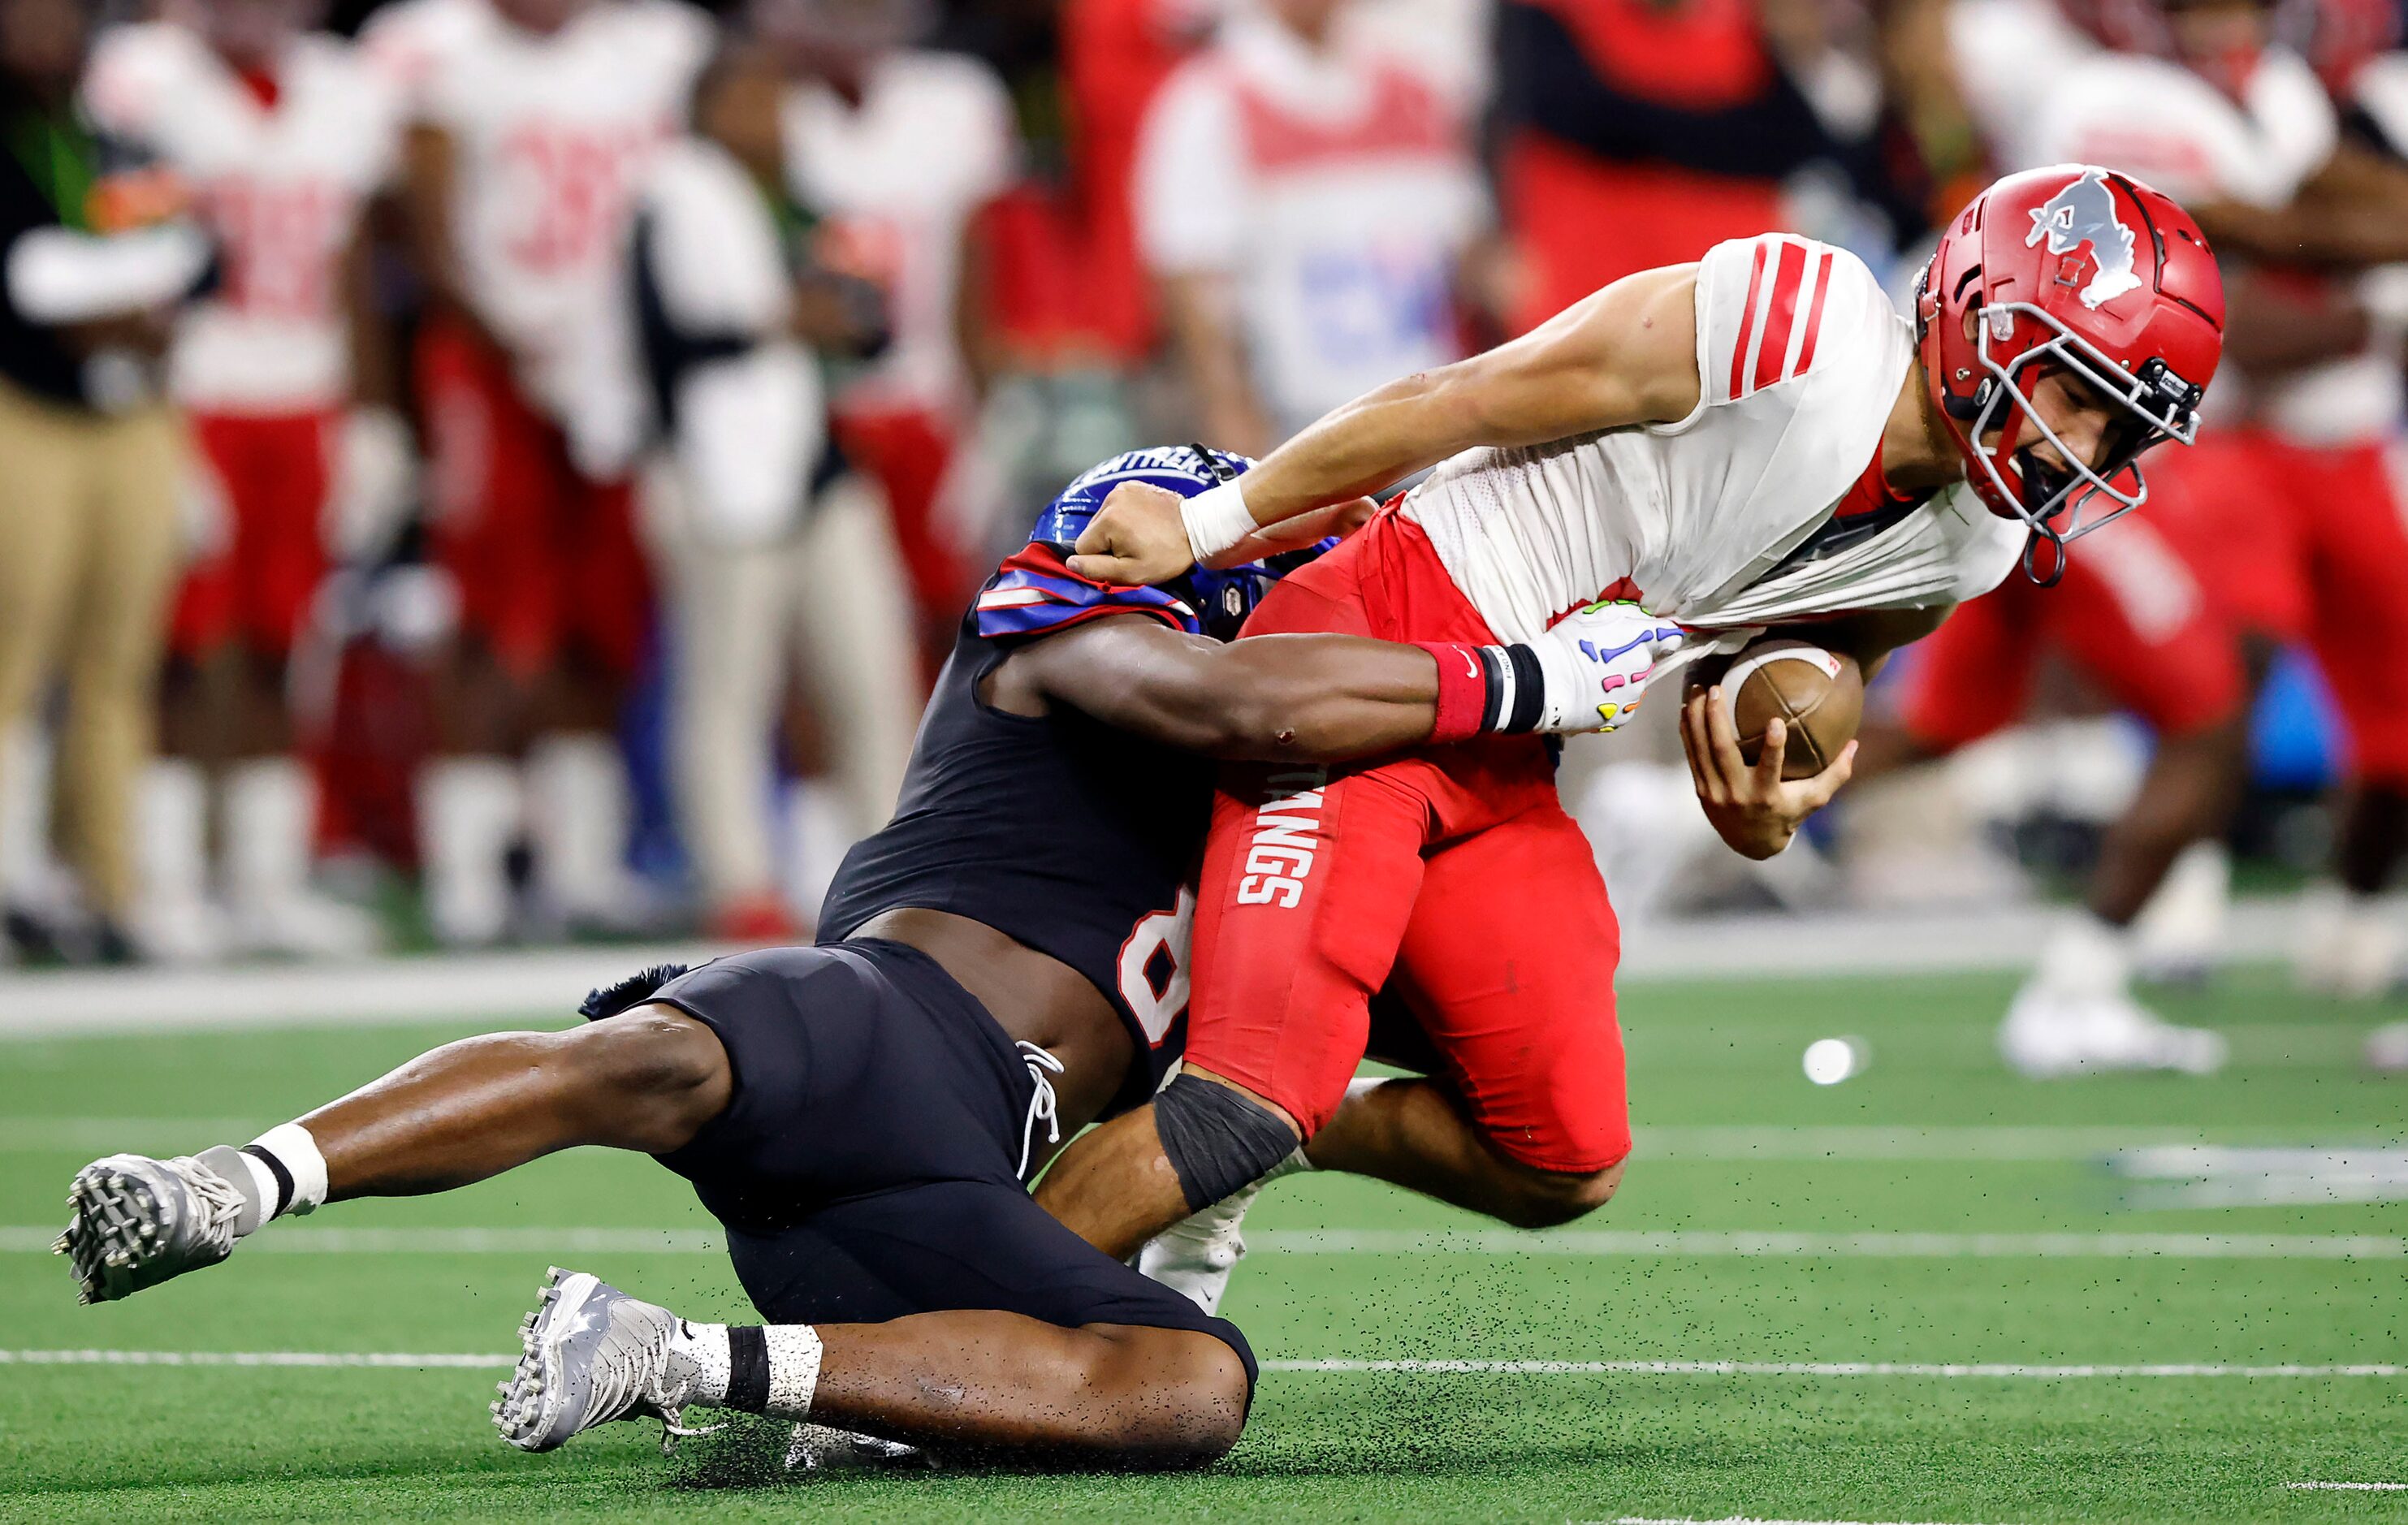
[1152,1074,1299,1212]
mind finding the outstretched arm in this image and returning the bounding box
[995,616,1444,762]
[1066,265,1705,583]
[992,598,1684,762]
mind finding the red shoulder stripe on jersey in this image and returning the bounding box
[1727,240,1769,403]
[1792,249,1835,378]
[1750,240,1809,395]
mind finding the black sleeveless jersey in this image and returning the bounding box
[817,447,1329,1117]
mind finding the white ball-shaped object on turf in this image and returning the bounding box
[1803,1037,1862,1086]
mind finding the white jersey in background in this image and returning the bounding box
[365,0,712,460]
[780,50,1018,417]
[82,24,400,413]
[1400,235,2023,645]
[1135,11,1485,434]
[2006,44,2393,446]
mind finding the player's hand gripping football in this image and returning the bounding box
[1529,600,1685,732]
[1680,682,1855,859]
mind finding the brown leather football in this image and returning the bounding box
[1684,637,1864,779]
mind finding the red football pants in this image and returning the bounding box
[417,317,650,682]
[1187,511,1632,1173]
[2146,429,2408,785]
[1900,505,2246,750]
[171,409,336,659]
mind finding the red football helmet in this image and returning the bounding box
[1916,165,2224,578]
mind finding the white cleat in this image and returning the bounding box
[1137,1179,1264,1317]
[55,1150,256,1303]
[2128,840,2231,987]
[2293,887,2403,1000]
[125,892,231,966]
[2367,1022,2408,1073]
[1999,984,2228,1079]
[495,1268,711,1454]
[230,891,383,961]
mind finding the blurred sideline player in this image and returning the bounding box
[54,448,1671,1467]
[361,0,711,944]
[1848,495,2245,1074]
[758,0,1017,664]
[84,0,406,962]
[1941,0,2408,1010]
[633,40,921,940]
[1132,0,1489,459]
[1036,167,2225,1267]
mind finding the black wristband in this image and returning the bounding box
[1472,645,1549,734]
[727,1325,772,1413]
[1504,645,1546,732]
[1473,646,1510,733]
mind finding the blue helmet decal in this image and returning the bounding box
[1030,444,1256,551]
[1022,445,1336,642]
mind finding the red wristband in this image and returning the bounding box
[1418,642,1489,743]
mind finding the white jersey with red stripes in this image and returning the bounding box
[366,0,711,460]
[83,23,400,412]
[1399,235,2023,644]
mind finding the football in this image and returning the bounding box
[1685,637,1864,778]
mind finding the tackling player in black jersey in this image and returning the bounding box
[52,447,1679,1470]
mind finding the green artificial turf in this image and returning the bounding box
[2,966,2404,1523]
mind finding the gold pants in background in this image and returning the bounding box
[0,379,180,920]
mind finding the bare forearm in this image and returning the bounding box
[1018,616,1446,762]
[1196,635,1440,761]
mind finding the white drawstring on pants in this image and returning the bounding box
[1015,1039,1065,1179]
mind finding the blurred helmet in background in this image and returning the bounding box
[1916,165,2224,563]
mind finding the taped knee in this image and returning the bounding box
[1153,1074,1299,1213]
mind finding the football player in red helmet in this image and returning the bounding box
[1039,164,2228,1272]
[1917,164,2222,579]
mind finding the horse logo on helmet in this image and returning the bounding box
[2025,166,2143,309]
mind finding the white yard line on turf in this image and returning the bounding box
[6,1226,2405,1257]
[0,942,728,1039]
[2288,1482,2408,1491]
[0,901,2315,1038]
[1268,1360,2403,1377]
[0,1349,507,1367]
[4,1350,2394,1380]
[1611,1518,1989,1525]
[1246,1229,2408,1259]
[11,1121,2404,1159]
[2112,1147,2408,1207]
[0,1118,271,1151]
[0,1225,724,1253]
[1610,1517,1990,1524]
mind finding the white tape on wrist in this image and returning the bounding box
[1179,477,1257,564]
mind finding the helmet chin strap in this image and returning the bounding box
[2019,521,2069,588]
